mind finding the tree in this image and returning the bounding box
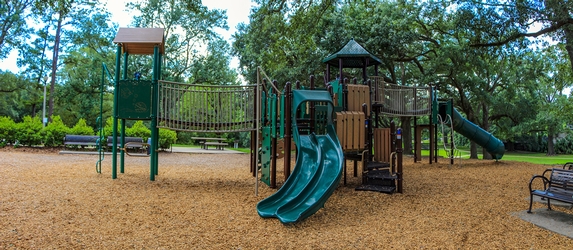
[0,70,34,120]
[233,1,339,87]
[128,0,228,82]
[462,0,573,72]
[188,38,238,85]
[531,45,573,155]
[34,0,98,122]
[56,10,116,128]
[0,0,35,59]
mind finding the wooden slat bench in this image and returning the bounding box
[107,136,146,152]
[528,168,573,213]
[191,137,227,150]
[203,142,228,150]
[63,135,101,149]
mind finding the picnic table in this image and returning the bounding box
[191,137,228,150]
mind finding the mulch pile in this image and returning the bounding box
[1,147,572,249]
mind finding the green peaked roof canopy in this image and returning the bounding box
[322,39,382,68]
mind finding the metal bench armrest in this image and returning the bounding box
[529,175,550,193]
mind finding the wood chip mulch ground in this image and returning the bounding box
[1,147,572,249]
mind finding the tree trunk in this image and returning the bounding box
[481,102,492,159]
[48,11,63,122]
[401,116,413,155]
[470,141,478,159]
[547,133,556,156]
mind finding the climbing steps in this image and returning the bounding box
[355,161,397,194]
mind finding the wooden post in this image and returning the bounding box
[450,98,454,165]
[284,82,292,180]
[414,117,418,162]
[396,127,403,193]
[250,82,258,177]
[309,75,315,133]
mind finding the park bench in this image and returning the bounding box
[203,141,229,150]
[107,136,146,152]
[191,137,228,150]
[63,135,101,149]
[528,167,573,213]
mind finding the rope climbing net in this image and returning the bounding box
[437,114,462,163]
[158,80,259,133]
[370,76,432,117]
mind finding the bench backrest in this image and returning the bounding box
[549,168,573,197]
[107,136,143,146]
[64,135,99,143]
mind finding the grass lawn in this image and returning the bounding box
[421,148,573,165]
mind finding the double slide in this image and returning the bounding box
[257,90,344,224]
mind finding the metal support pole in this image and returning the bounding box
[112,45,121,179]
[42,78,47,128]
[149,46,159,181]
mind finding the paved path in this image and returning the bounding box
[170,146,244,154]
[514,196,573,240]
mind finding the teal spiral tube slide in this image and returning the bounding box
[450,108,505,160]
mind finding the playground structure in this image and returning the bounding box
[254,39,506,217]
[98,28,505,224]
[97,28,259,180]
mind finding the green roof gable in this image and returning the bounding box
[322,39,382,68]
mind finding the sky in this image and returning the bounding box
[0,0,253,73]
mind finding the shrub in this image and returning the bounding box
[43,116,70,147]
[15,116,43,146]
[103,117,127,136]
[0,116,17,146]
[555,134,573,155]
[176,131,198,144]
[159,128,177,150]
[126,120,151,140]
[70,118,95,135]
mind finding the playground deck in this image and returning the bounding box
[1,148,572,248]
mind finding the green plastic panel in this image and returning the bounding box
[117,80,152,119]
[260,126,272,186]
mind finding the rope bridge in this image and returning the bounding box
[158,80,258,132]
[370,76,432,117]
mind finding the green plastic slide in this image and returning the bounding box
[450,108,505,160]
[257,90,344,224]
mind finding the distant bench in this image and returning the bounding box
[107,136,146,152]
[528,165,573,213]
[191,137,228,150]
[203,142,229,150]
[63,135,101,149]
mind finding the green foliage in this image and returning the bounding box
[0,116,17,146]
[126,120,151,140]
[555,134,573,155]
[175,131,197,144]
[15,116,43,146]
[43,115,70,147]
[70,118,94,135]
[159,128,177,150]
[128,0,228,82]
[103,117,116,136]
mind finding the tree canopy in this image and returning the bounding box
[1,0,572,156]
